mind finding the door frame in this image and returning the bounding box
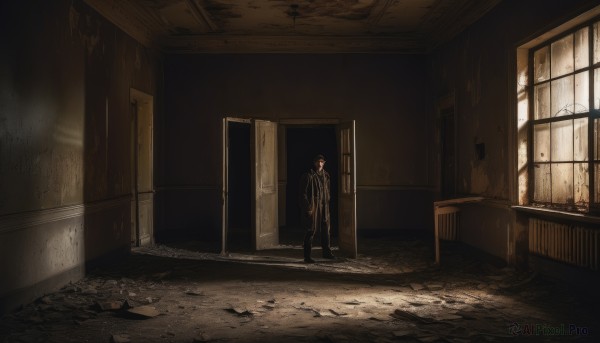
[278,118,357,258]
[222,117,358,257]
[221,117,252,255]
[130,88,154,247]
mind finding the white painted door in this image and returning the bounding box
[252,119,279,250]
[337,120,357,258]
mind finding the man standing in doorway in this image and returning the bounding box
[299,154,335,263]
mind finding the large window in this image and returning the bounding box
[530,19,600,212]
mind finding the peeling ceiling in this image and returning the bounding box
[84,0,502,53]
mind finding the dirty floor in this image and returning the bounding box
[1,231,598,343]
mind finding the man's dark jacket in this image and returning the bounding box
[299,169,330,224]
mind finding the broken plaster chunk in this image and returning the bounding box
[426,284,443,291]
[262,304,276,310]
[97,301,124,311]
[410,283,424,291]
[110,334,131,343]
[329,309,348,316]
[433,313,463,321]
[343,299,363,305]
[225,306,253,317]
[126,305,160,318]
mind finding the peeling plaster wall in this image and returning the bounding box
[0,0,161,314]
[429,0,598,260]
[161,54,434,239]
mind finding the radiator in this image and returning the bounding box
[436,206,460,241]
[529,218,599,271]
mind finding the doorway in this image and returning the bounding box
[222,118,356,258]
[130,89,154,247]
[284,126,338,241]
[226,121,252,250]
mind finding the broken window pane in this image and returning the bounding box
[574,71,589,113]
[574,163,589,206]
[534,123,550,162]
[552,163,573,204]
[551,76,574,116]
[575,27,589,70]
[534,163,551,202]
[594,22,600,65]
[574,118,588,161]
[534,82,550,119]
[551,34,574,78]
[551,120,573,161]
[534,46,550,82]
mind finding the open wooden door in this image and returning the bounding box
[252,119,279,250]
[337,120,357,258]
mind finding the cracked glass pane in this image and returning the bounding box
[534,82,550,119]
[551,34,574,78]
[534,123,550,162]
[552,163,573,204]
[574,118,588,161]
[574,163,589,206]
[575,27,589,70]
[551,120,573,162]
[534,163,551,203]
[551,76,574,116]
[594,22,600,65]
[574,71,589,113]
[534,46,550,82]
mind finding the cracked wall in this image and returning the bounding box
[0,0,161,314]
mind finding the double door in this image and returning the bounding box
[222,118,357,257]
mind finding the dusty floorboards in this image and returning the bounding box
[1,235,598,343]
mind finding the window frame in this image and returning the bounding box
[527,17,600,213]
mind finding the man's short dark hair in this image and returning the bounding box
[313,154,326,162]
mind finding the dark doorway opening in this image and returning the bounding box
[227,122,251,250]
[285,126,338,240]
[440,108,456,198]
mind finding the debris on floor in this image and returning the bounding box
[0,236,597,343]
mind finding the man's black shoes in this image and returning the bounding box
[304,257,316,263]
[322,251,336,260]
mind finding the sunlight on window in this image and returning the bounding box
[528,19,599,211]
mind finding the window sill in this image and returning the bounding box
[512,205,600,225]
